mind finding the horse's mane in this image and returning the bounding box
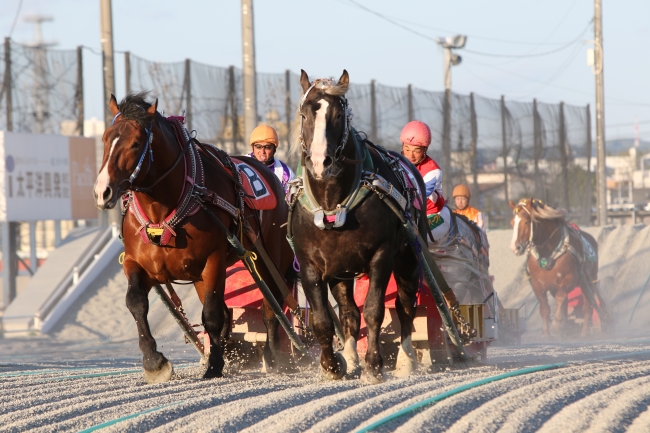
[117,92,154,129]
[313,78,349,97]
[525,199,567,222]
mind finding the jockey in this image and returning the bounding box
[248,124,295,192]
[400,120,450,242]
[452,184,485,230]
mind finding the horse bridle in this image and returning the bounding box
[298,79,353,161]
[514,200,535,247]
[111,111,154,188]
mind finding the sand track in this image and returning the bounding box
[2,342,650,432]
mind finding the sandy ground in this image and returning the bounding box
[1,224,649,431]
[2,337,650,432]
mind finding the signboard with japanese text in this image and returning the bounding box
[0,131,97,221]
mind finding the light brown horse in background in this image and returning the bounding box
[510,198,608,337]
[93,93,295,383]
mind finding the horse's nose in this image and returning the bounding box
[323,156,333,168]
[102,186,113,202]
[515,244,524,255]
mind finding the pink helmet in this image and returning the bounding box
[400,120,431,147]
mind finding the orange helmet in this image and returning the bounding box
[250,125,279,147]
[452,184,471,199]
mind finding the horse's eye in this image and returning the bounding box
[131,142,140,149]
[336,112,343,120]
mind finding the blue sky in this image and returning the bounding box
[2,0,649,141]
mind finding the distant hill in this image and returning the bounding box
[606,138,650,156]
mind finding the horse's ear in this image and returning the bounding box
[509,200,516,210]
[109,94,119,116]
[146,98,158,117]
[338,69,349,91]
[528,197,534,207]
[300,70,311,93]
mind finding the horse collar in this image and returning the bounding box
[293,129,372,230]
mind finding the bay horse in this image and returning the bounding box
[510,198,606,337]
[93,93,295,383]
[289,70,444,384]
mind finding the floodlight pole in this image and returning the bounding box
[594,0,608,226]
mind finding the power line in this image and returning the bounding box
[343,0,438,42]
[343,0,591,59]
[8,0,24,37]
[463,22,591,58]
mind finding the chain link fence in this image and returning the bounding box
[1,41,593,229]
[1,40,82,135]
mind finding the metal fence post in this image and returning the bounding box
[533,99,542,199]
[184,58,192,131]
[285,69,292,146]
[124,51,131,95]
[370,79,377,141]
[228,65,239,152]
[407,84,414,122]
[4,37,12,132]
[469,92,478,197]
[76,46,84,136]
[559,102,570,210]
[501,95,509,205]
[443,89,452,198]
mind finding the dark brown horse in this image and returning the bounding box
[510,198,606,337]
[93,93,294,383]
[289,70,435,384]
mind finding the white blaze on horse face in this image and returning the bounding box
[511,214,521,253]
[94,136,119,206]
[310,99,330,178]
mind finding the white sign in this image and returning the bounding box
[0,131,97,222]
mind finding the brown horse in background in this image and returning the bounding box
[510,198,608,337]
[93,93,295,383]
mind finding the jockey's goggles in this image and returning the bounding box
[252,143,275,151]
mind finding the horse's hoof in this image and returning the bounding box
[343,339,360,373]
[361,367,384,385]
[321,352,347,380]
[394,357,417,378]
[394,340,418,377]
[203,364,224,379]
[144,360,173,384]
[261,356,273,374]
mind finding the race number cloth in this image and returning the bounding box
[232,159,277,210]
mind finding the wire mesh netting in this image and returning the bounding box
[1,41,79,135]
[1,44,593,229]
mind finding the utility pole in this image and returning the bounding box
[241,0,257,143]
[436,35,466,198]
[100,0,118,226]
[594,0,607,226]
